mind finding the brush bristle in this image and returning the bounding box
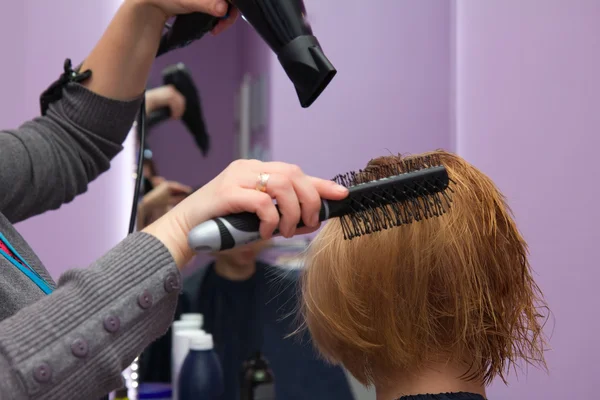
[331,154,454,240]
[332,154,442,188]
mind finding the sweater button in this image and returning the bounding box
[71,338,89,358]
[164,273,180,293]
[137,290,153,310]
[33,363,52,383]
[103,315,121,333]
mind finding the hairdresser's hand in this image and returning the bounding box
[137,179,192,230]
[143,179,193,211]
[143,159,350,268]
[145,85,186,119]
[138,0,239,35]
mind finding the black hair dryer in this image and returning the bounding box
[158,0,337,108]
[146,63,210,156]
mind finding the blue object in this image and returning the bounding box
[179,338,224,400]
[140,262,355,400]
[187,263,354,400]
[0,233,53,295]
[138,383,172,399]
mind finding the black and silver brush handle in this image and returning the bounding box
[187,200,335,252]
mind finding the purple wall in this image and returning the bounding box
[147,25,242,188]
[147,20,272,184]
[266,1,600,398]
[455,2,600,398]
[266,2,451,398]
[237,21,272,160]
[146,23,267,271]
[0,2,25,128]
[1,0,134,278]
[4,2,595,398]
[269,0,452,178]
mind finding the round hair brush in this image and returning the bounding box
[188,154,455,252]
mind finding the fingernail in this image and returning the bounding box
[334,183,349,194]
[311,215,320,227]
[215,1,228,15]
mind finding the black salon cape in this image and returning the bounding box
[139,262,355,400]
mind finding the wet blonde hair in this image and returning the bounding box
[301,150,547,386]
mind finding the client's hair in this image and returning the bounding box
[301,150,547,386]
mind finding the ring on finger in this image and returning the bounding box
[255,173,270,193]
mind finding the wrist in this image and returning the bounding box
[145,96,157,114]
[79,0,167,100]
[142,213,194,269]
[125,0,169,23]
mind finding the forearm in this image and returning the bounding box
[0,85,142,223]
[0,233,180,399]
[143,213,194,270]
[80,0,167,100]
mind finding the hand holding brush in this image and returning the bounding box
[143,160,349,265]
[187,155,454,252]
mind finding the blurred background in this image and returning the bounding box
[1,0,599,399]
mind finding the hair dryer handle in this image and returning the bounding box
[146,107,171,129]
[157,9,230,57]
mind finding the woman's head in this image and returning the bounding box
[301,150,547,387]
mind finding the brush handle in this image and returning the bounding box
[187,199,334,252]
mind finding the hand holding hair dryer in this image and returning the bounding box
[146,63,210,156]
[158,0,336,108]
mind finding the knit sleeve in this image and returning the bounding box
[0,82,142,223]
[0,232,180,399]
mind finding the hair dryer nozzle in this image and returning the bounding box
[230,0,336,108]
[278,35,336,108]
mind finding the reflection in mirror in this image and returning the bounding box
[135,17,356,400]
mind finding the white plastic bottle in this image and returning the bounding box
[171,319,202,400]
[180,313,204,328]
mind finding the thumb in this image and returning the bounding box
[212,0,229,16]
[185,0,229,16]
[309,177,349,201]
